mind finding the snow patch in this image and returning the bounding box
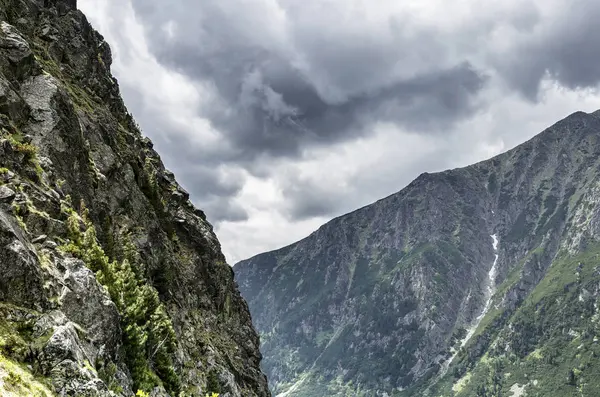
[509,383,526,397]
[460,234,499,347]
[438,234,500,380]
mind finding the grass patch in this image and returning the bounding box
[0,353,54,396]
[446,242,600,397]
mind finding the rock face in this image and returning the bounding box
[0,1,269,396]
[235,110,600,396]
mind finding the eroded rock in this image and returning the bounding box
[0,185,15,202]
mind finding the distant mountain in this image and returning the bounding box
[235,110,600,396]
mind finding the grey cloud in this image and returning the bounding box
[204,62,486,163]
[493,0,600,99]
[127,0,488,160]
[280,177,341,221]
[280,142,458,221]
[164,158,249,224]
[176,167,244,199]
[174,165,249,224]
[96,0,600,225]
[288,198,338,221]
[115,82,248,214]
[200,199,249,224]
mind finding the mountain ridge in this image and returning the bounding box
[235,108,600,396]
[238,109,595,265]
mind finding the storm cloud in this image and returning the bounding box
[117,0,493,156]
[489,0,600,99]
[80,0,600,262]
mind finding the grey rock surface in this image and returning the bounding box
[236,110,600,396]
[0,185,15,202]
[0,0,270,396]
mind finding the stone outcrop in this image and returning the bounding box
[0,1,270,396]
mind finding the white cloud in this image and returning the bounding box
[79,0,600,264]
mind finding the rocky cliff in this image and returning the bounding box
[0,1,269,396]
[235,110,600,396]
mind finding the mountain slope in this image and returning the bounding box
[235,109,600,396]
[0,1,269,396]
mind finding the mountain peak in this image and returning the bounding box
[235,109,600,396]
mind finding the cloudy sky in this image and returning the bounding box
[79,0,600,264]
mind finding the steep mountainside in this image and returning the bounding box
[0,1,269,396]
[235,109,600,396]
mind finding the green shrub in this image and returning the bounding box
[62,205,180,394]
[13,142,37,161]
[141,157,168,216]
[207,370,221,393]
[5,370,22,386]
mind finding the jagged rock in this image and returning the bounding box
[33,310,69,338]
[25,211,66,237]
[0,218,46,308]
[56,0,78,15]
[39,22,59,41]
[0,20,39,80]
[31,234,47,243]
[0,185,15,202]
[34,311,113,396]
[0,74,27,120]
[149,387,170,397]
[0,3,269,397]
[59,257,121,359]
[0,169,15,182]
[20,74,63,149]
[42,239,57,249]
[49,359,113,397]
[41,322,86,368]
